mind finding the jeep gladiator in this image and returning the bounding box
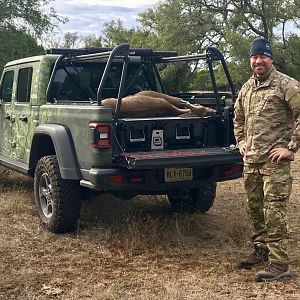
[0,44,242,232]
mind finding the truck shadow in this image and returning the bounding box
[78,192,248,254]
[80,193,174,227]
[0,170,249,252]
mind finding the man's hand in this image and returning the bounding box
[269,147,294,163]
[239,143,247,156]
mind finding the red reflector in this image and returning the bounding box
[223,170,231,175]
[128,176,144,183]
[232,165,242,172]
[223,165,242,175]
[98,139,111,147]
[109,175,123,183]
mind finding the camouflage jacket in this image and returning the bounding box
[234,66,300,164]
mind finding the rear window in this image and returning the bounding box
[48,62,162,102]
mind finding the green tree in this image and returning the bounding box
[102,19,136,47]
[98,16,212,92]
[138,0,221,54]
[96,19,159,49]
[0,0,63,35]
[53,1,300,90]
[204,0,300,82]
[0,0,62,71]
[84,34,102,47]
[139,0,300,85]
[0,27,44,70]
[62,32,82,48]
[283,34,300,79]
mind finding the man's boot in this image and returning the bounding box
[255,262,291,282]
[237,246,269,269]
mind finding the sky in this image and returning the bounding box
[52,0,159,37]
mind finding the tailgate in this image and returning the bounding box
[114,147,242,169]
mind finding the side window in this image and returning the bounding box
[17,67,33,103]
[0,70,14,102]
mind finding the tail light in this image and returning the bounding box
[222,165,242,175]
[109,175,123,183]
[109,174,145,184]
[128,176,144,183]
[89,123,112,148]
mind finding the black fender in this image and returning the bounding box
[29,124,82,180]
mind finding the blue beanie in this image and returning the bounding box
[250,37,273,59]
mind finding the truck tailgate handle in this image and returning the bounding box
[19,115,28,122]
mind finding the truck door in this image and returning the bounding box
[10,66,35,162]
[0,69,15,157]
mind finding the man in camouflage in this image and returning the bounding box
[234,37,300,282]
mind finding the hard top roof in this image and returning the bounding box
[4,54,59,68]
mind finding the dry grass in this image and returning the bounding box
[1,155,300,299]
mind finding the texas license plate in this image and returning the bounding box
[164,167,193,182]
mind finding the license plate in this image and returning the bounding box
[164,167,193,182]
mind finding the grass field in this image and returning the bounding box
[1,155,300,299]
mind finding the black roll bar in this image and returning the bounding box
[155,53,206,63]
[114,57,129,125]
[96,43,130,105]
[46,44,130,107]
[206,47,223,120]
[156,46,235,121]
[206,47,236,101]
[46,55,65,103]
[46,45,234,127]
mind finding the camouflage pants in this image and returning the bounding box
[243,160,292,264]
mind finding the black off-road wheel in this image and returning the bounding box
[34,155,81,233]
[167,182,217,213]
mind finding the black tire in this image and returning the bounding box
[34,155,81,233]
[167,182,217,213]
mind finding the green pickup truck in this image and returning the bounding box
[0,44,242,233]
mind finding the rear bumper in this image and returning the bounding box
[80,161,243,192]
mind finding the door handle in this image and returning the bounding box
[3,113,10,120]
[19,115,28,122]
